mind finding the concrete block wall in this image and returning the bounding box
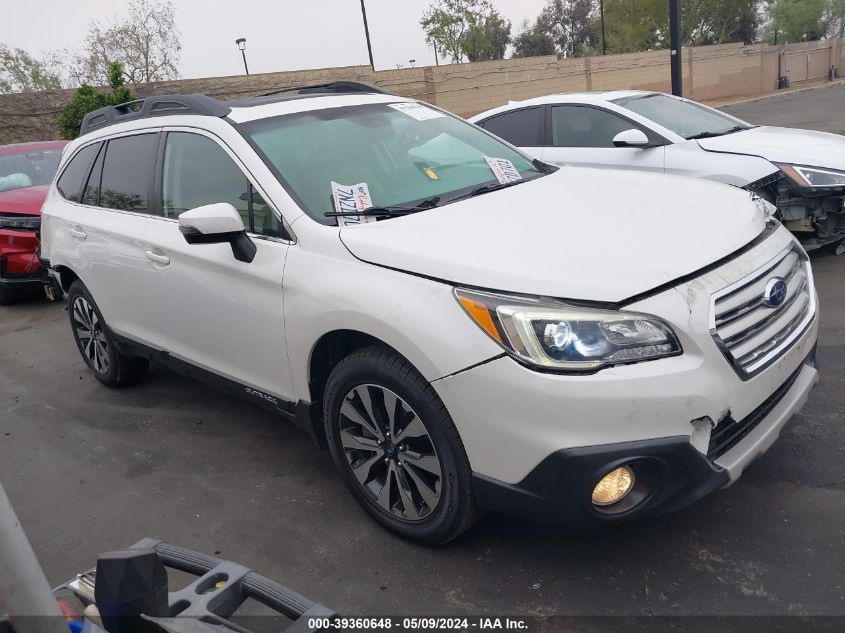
[0,38,841,144]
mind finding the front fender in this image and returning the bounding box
[283,243,502,403]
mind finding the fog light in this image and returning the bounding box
[592,466,635,507]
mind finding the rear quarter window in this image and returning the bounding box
[56,143,100,202]
[479,107,544,146]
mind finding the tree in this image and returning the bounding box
[765,0,830,42]
[57,62,134,140]
[56,0,180,86]
[593,0,761,55]
[684,0,762,46]
[0,45,62,94]
[512,20,557,57]
[463,9,512,61]
[598,0,667,54]
[537,0,598,58]
[420,0,510,63]
[825,0,845,37]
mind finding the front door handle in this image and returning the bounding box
[68,228,87,240]
[145,250,170,266]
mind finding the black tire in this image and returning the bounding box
[67,280,149,388]
[0,286,22,306]
[324,346,480,544]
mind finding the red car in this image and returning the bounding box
[0,140,68,305]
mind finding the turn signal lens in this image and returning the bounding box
[592,466,635,507]
[456,293,503,343]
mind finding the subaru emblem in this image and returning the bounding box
[763,277,788,308]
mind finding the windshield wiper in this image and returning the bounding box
[446,178,531,204]
[686,125,753,140]
[324,196,441,219]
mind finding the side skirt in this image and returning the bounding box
[111,333,324,446]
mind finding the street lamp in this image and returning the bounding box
[359,0,375,70]
[668,0,682,96]
[235,37,249,75]
[599,0,607,55]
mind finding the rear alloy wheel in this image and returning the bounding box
[72,296,111,375]
[67,280,149,388]
[324,346,480,544]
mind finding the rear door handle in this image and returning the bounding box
[145,250,170,266]
[68,228,87,240]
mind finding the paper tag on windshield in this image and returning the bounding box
[388,102,446,121]
[331,181,375,226]
[484,156,523,184]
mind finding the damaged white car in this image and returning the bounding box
[471,91,845,253]
[42,84,819,544]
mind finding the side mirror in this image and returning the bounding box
[178,203,256,263]
[612,129,651,148]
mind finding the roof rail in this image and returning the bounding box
[80,94,231,135]
[258,81,391,98]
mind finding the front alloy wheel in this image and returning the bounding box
[339,384,442,522]
[324,346,480,544]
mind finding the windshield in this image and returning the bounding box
[239,102,544,223]
[0,148,63,193]
[612,94,752,140]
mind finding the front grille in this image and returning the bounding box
[711,245,815,378]
[707,360,805,460]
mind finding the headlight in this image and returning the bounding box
[0,214,40,231]
[455,289,682,372]
[777,164,845,189]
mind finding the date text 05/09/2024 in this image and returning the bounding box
[306,617,529,630]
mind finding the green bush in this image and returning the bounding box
[58,61,134,140]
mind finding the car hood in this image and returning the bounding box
[339,167,766,303]
[0,185,50,216]
[697,126,845,170]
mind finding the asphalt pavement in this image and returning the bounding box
[721,82,845,134]
[1,85,844,622]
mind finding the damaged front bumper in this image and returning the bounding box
[747,171,845,252]
[432,225,820,524]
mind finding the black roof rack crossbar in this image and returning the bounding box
[80,93,232,135]
[258,81,390,98]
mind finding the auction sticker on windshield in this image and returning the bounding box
[331,181,375,226]
[484,156,523,184]
[388,102,446,121]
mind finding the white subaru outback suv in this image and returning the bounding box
[40,82,819,544]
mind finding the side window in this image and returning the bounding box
[99,134,159,212]
[82,143,106,206]
[162,132,282,237]
[56,143,100,202]
[552,106,640,148]
[479,108,543,147]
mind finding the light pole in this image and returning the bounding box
[600,0,607,55]
[669,0,682,96]
[235,37,249,75]
[359,0,375,70]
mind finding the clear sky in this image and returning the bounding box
[3,0,549,80]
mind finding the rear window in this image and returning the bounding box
[56,144,99,202]
[479,108,544,146]
[99,134,159,212]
